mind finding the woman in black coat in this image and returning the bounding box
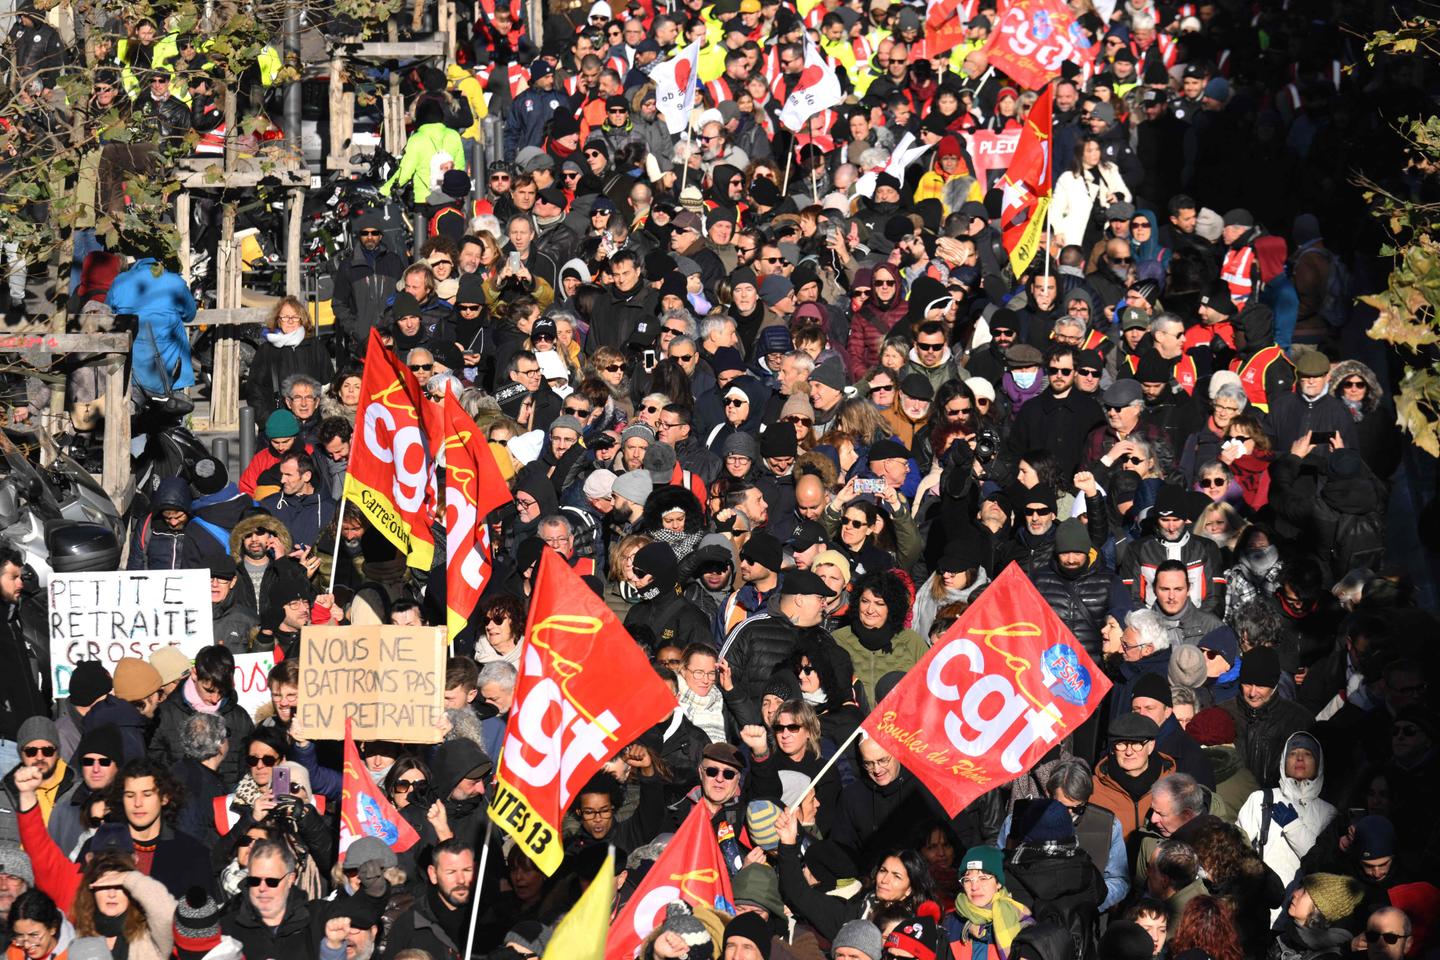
[245,296,333,425]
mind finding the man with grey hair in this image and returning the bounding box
[699,315,739,356]
[1365,907,1413,960]
[1148,772,1211,839]
[174,712,229,844]
[281,373,324,442]
[0,840,30,930]
[478,661,517,718]
[1083,378,1171,477]
[1052,316,1087,347]
[223,837,306,957]
[1144,838,1206,923]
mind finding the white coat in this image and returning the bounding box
[1048,163,1133,249]
[1236,731,1336,909]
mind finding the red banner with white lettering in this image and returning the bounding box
[488,550,677,875]
[343,329,436,569]
[340,718,421,855]
[860,564,1111,816]
[605,801,736,960]
[984,0,1091,91]
[442,392,512,638]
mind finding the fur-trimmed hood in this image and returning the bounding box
[1327,359,1383,414]
[229,512,292,562]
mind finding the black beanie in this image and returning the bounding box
[1132,672,1172,707]
[67,660,112,708]
[1238,645,1281,687]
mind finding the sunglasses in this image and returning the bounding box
[773,723,804,734]
[490,173,511,182]
[487,613,510,625]
[724,398,747,407]
[80,756,114,768]
[1077,367,1100,377]
[916,342,945,352]
[358,230,382,237]
[761,255,784,263]
[1047,366,1073,375]
[1130,220,1151,229]
[843,518,869,529]
[1111,255,1134,264]
[585,150,604,158]
[564,406,591,416]
[604,363,626,372]
[22,746,55,758]
[874,279,896,287]
[1199,478,1226,488]
[993,328,1016,338]
[703,766,738,781]
[533,332,555,342]
[245,875,289,888]
[409,363,433,372]
[871,383,894,392]
[458,303,482,312]
[563,170,581,179]
[247,754,279,767]
[782,415,812,425]
[1367,932,1408,946]
[1340,379,1365,389]
[1394,724,1420,736]
[1023,507,1053,517]
[393,779,429,794]
[945,406,971,417]
[673,352,697,362]
[662,325,687,337]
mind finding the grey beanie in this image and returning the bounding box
[833,919,884,960]
[620,423,655,446]
[723,431,760,462]
[658,903,712,948]
[612,470,654,507]
[0,840,34,884]
[1168,645,1207,688]
[16,716,59,750]
[549,415,584,436]
[68,939,112,960]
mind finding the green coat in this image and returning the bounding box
[383,122,467,204]
[832,626,929,703]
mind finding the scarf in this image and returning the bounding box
[652,527,704,560]
[1343,396,1364,420]
[954,887,1032,951]
[265,327,305,348]
[183,676,222,714]
[678,686,726,743]
[232,773,265,808]
[849,621,895,653]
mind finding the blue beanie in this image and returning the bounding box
[1015,798,1076,844]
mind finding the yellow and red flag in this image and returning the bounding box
[343,329,436,569]
[441,391,512,637]
[488,550,676,875]
[999,84,1054,277]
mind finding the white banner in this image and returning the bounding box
[233,651,275,716]
[779,40,844,133]
[48,569,214,700]
[651,40,700,135]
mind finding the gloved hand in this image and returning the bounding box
[1271,802,1299,827]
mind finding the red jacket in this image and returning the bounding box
[1230,451,1273,511]
[18,804,81,913]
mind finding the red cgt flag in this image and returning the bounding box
[343,329,436,569]
[442,392,512,638]
[488,550,677,876]
[860,564,1111,816]
[1000,84,1054,275]
[340,718,421,856]
[984,0,1091,91]
[605,801,736,960]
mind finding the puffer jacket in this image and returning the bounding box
[1222,692,1314,788]
[1119,530,1226,615]
[1031,555,1116,661]
[1004,840,1107,960]
[1236,732,1336,890]
[148,683,256,790]
[722,596,835,702]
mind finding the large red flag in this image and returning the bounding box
[860,564,1111,816]
[343,329,436,569]
[1000,84,1054,276]
[488,550,677,875]
[984,0,1090,91]
[340,718,421,856]
[442,392,512,638]
[605,802,736,960]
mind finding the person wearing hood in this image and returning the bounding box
[1326,359,1400,479]
[623,543,714,653]
[381,100,466,204]
[503,474,558,561]
[1221,647,1314,789]
[1236,732,1335,892]
[1227,301,1293,414]
[400,738,494,853]
[832,568,927,698]
[912,532,990,641]
[1002,800,1106,960]
[914,134,977,213]
[704,376,767,453]
[680,534,737,623]
[126,476,214,571]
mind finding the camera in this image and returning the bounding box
[974,429,1000,465]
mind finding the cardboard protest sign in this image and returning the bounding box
[48,569,213,699]
[296,625,445,742]
[233,652,275,716]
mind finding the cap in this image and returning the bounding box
[760,427,797,459]
[112,657,163,702]
[536,185,568,208]
[778,569,837,598]
[787,520,827,551]
[1168,645,1207,688]
[0,841,33,885]
[1294,350,1331,378]
[1106,201,1136,221]
[1302,873,1362,924]
[759,274,794,307]
[583,468,617,500]
[702,741,743,768]
[1120,306,1151,330]
[1199,282,1239,317]
[1102,379,1143,406]
[809,359,847,392]
[150,645,191,686]
[1351,816,1395,861]
[833,921,883,960]
[1006,343,1043,368]
[1108,712,1160,742]
[898,372,934,400]
[1223,208,1254,228]
[343,835,399,870]
[671,209,702,233]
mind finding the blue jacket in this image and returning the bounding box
[107,259,197,394]
[504,87,569,158]
[259,486,337,552]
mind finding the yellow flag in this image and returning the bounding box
[541,849,615,960]
[1009,196,1052,278]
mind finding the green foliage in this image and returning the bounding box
[1363,19,1440,453]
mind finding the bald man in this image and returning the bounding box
[788,475,829,530]
[1365,907,1412,960]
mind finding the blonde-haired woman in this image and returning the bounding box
[604,533,653,621]
[244,295,332,425]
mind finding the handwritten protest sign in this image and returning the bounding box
[233,652,275,716]
[296,625,445,742]
[48,570,213,699]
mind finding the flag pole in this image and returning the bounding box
[679,114,694,196]
[785,724,865,814]
[327,499,346,595]
[463,813,495,960]
[1044,219,1052,281]
[782,145,794,194]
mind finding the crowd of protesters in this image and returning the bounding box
[0,0,1436,959]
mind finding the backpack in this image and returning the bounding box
[1331,510,1385,578]
[1300,247,1352,328]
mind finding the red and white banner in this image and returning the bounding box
[651,40,700,135]
[779,40,844,133]
[488,551,677,875]
[340,718,421,856]
[343,329,436,569]
[442,392,512,638]
[984,0,1092,91]
[967,129,1021,190]
[860,564,1111,816]
[605,801,736,960]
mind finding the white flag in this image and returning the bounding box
[778,39,844,133]
[650,40,700,135]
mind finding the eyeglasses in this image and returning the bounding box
[1022,507,1053,517]
[515,496,538,509]
[516,366,541,377]
[860,757,893,770]
[1114,740,1148,752]
[916,341,945,353]
[773,723,804,734]
[1077,368,1100,377]
[490,173,512,182]
[409,363,433,372]
[10,933,49,946]
[1367,931,1409,946]
[80,756,114,768]
[703,765,738,780]
[248,754,279,767]
[1110,255,1134,264]
[245,874,291,888]
[658,657,683,666]
[604,363,626,373]
[1199,478,1226,488]
[843,518,869,529]
[659,420,683,430]
[1130,221,1151,230]
[22,746,55,758]
[578,806,614,820]
[542,534,572,546]
[393,778,428,794]
[724,398,747,407]
[1047,366,1073,375]
[1203,648,1225,660]
[1394,724,1420,736]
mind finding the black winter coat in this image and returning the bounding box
[1031,557,1117,661]
[1221,692,1313,788]
[0,599,48,742]
[723,600,830,702]
[149,690,256,790]
[584,281,660,352]
[333,243,407,346]
[244,337,333,426]
[625,588,713,654]
[222,890,322,960]
[1007,388,1106,477]
[1005,840,1106,960]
